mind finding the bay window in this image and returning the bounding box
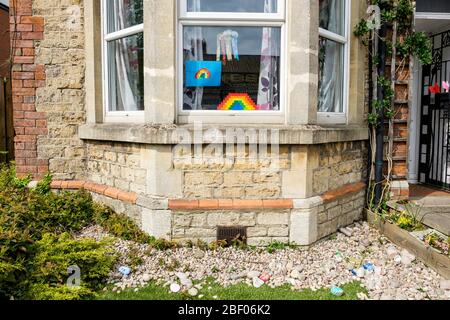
[318,0,350,124]
[96,0,353,125]
[102,0,144,120]
[178,0,285,121]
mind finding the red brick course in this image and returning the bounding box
[10,0,48,179]
[50,180,366,210]
[321,182,366,203]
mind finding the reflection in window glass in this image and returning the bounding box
[183,26,281,111]
[108,33,144,111]
[107,0,143,33]
[319,0,344,35]
[318,37,344,113]
[187,0,277,13]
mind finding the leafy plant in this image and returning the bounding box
[92,204,153,244]
[425,232,449,256]
[127,245,144,268]
[33,173,52,196]
[23,233,117,300]
[266,241,298,254]
[390,202,424,231]
[0,164,126,299]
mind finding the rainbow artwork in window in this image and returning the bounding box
[195,68,211,80]
[185,61,222,87]
[218,93,258,111]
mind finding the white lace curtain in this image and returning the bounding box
[318,0,342,113]
[112,0,141,111]
[257,0,279,110]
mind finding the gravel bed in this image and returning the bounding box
[78,222,450,300]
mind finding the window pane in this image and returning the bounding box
[318,37,344,113]
[107,0,143,33]
[182,26,281,111]
[108,33,144,112]
[319,0,345,35]
[187,0,277,13]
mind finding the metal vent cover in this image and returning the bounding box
[217,226,247,244]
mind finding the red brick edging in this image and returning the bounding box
[168,199,294,211]
[50,180,366,210]
[50,180,137,204]
[321,182,366,203]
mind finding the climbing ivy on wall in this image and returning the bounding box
[353,0,432,211]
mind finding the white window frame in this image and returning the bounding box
[317,0,351,125]
[101,0,145,123]
[176,0,287,124]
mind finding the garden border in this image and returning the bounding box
[366,209,450,279]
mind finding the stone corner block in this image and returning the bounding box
[142,208,172,240]
[136,196,169,210]
[293,196,323,209]
[289,209,318,246]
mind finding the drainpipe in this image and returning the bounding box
[375,23,387,208]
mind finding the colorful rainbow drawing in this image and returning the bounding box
[195,68,211,80]
[218,93,258,111]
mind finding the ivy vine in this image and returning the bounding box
[354,0,433,211]
[354,0,432,126]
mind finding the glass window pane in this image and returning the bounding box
[187,0,278,13]
[108,33,144,112]
[107,0,143,33]
[318,37,344,113]
[319,0,345,35]
[182,26,281,111]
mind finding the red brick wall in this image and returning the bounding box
[10,0,48,178]
[0,7,10,78]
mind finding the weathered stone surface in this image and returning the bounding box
[136,196,169,210]
[247,227,268,237]
[313,141,368,195]
[141,209,172,239]
[207,212,241,227]
[256,212,289,225]
[290,209,318,245]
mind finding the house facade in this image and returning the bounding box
[9,0,373,246]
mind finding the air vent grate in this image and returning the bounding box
[217,226,247,245]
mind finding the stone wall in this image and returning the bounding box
[91,192,143,228]
[175,145,290,199]
[34,0,86,180]
[317,189,366,239]
[172,210,290,246]
[86,141,148,195]
[313,141,368,195]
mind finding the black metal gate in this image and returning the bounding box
[419,30,450,189]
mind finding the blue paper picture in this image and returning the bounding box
[185,61,222,87]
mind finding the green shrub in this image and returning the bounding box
[93,204,154,244]
[23,233,116,300]
[26,283,95,301]
[0,164,110,299]
[0,163,178,299]
[93,204,179,250]
[0,163,32,191]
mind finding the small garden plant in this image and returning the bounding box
[425,232,450,257]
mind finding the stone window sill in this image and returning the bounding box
[78,123,369,145]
